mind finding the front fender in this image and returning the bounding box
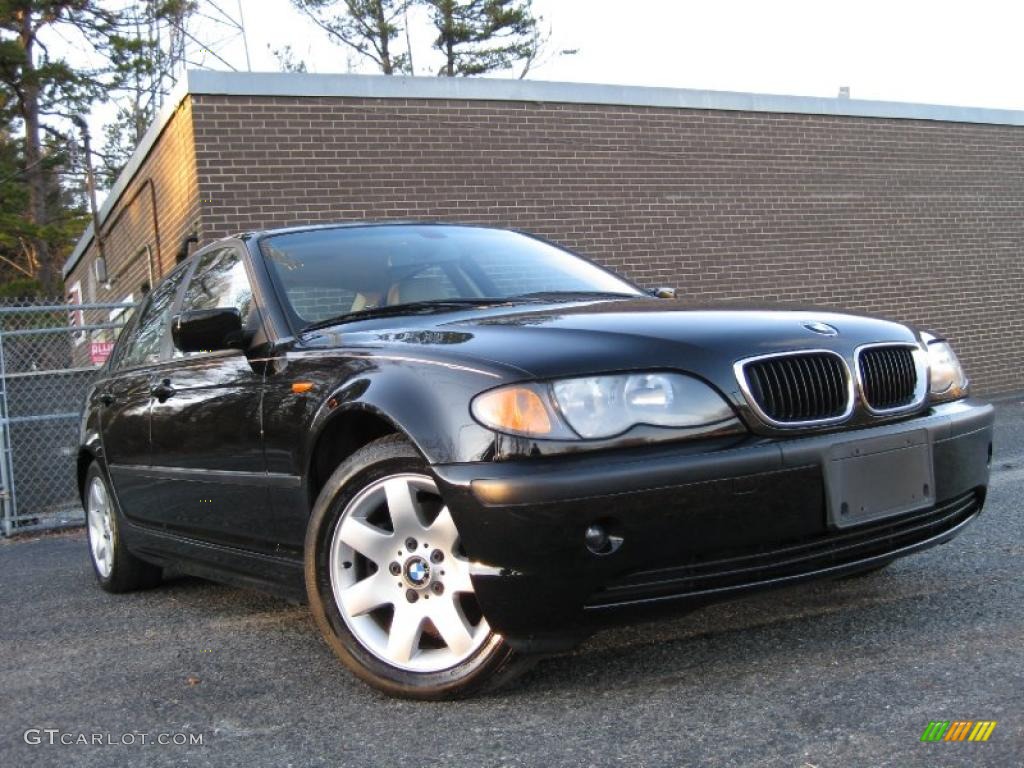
[262,349,517,480]
[310,362,503,465]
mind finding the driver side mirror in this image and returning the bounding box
[649,286,677,299]
[172,307,244,353]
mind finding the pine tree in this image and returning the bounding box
[0,1,125,293]
[293,0,412,75]
[421,0,538,77]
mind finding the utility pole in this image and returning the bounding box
[70,116,108,273]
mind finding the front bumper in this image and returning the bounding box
[434,399,994,652]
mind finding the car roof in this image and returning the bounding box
[231,220,508,242]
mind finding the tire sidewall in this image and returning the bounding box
[84,462,120,587]
[305,436,512,699]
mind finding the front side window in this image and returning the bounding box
[180,247,254,319]
[174,247,255,357]
[260,225,641,326]
[114,263,190,370]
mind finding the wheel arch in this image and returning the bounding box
[305,404,401,510]
[300,361,501,509]
[76,430,105,505]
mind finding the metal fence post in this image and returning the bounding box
[0,317,13,537]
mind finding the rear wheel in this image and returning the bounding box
[306,435,528,699]
[84,462,162,592]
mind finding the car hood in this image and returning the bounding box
[303,297,920,401]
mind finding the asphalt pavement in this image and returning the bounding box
[2,400,1022,767]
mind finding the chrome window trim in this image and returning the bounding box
[733,349,855,429]
[854,342,930,416]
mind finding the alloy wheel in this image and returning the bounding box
[87,476,114,579]
[329,473,490,673]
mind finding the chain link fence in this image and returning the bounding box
[0,299,136,536]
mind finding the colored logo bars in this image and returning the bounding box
[920,721,997,742]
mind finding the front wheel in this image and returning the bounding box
[305,435,528,699]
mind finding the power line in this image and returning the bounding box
[167,17,238,71]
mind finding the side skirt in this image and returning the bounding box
[120,518,307,603]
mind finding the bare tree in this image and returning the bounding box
[100,1,198,185]
[270,44,309,73]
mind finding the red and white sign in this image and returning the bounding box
[90,341,114,366]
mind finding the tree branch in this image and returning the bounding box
[1,247,37,279]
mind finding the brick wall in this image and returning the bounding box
[187,94,1022,394]
[83,91,1024,394]
[67,97,201,309]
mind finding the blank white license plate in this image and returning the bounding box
[825,429,935,529]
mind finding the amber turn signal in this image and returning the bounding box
[472,386,552,437]
[291,382,314,394]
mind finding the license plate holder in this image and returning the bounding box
[825,429,935,529]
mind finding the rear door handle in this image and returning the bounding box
[150,379,176,402]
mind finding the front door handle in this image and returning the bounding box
[151,379,176,402]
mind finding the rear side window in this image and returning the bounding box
[114,263,190,370]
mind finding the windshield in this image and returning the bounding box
[259,225,642,326]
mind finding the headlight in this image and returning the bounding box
[472,373,734,440]
[470,383,575,439]
[923,333,968,401]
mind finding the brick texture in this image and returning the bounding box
[77,92,1024,394]
[68,98,201,309]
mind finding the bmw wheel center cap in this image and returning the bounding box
[405,557,430,587]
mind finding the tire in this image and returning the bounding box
[84,462,163,593]
[305,434,530,699]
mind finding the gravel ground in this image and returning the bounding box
[1,401,1022,768]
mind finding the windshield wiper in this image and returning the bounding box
[302,298,508,333]
[508,290,639,301]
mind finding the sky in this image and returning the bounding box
[43,0,1024,205]
[189,0,1024,110]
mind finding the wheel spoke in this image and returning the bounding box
[337,517,392,564]
[340,573,391,617]
[432,598,475,656]
[384,478,425,533]
[445,559,474,594]
[329,472,491,673]
[387,608,423,664]
[89,481,103,512]
[427,506,459,551]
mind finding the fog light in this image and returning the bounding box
[584,524,609,553]
[584,523,623,555]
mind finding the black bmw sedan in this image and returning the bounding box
[79,223,993,699]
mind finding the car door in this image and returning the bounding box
[146,245,272,551]
[100,262,192,525]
